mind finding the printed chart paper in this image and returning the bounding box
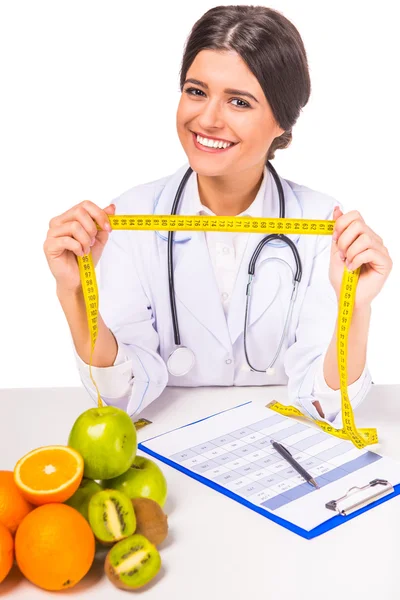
[139,402,400,536]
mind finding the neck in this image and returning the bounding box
[196,162,266,216]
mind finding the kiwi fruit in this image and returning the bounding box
[131,497,168,546]
[105,534,161,590]
[88,489,136,544]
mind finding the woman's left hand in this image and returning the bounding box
[329,206,393,309]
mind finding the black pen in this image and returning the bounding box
[270,439,319,489]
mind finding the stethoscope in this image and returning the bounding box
[166,160,303,377]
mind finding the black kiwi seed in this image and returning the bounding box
[112,498,126,530]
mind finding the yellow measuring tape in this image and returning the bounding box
[77,215,377,448]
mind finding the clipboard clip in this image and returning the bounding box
[325,478,394,516]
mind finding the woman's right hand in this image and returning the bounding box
[43,200,116,294]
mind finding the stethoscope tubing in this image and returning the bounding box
[167,160,303,375]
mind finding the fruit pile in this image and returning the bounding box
[0,406,169,592]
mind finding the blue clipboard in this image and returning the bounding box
[137,401,400,539]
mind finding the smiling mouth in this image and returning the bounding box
[191,131,238,153]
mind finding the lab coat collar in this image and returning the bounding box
[152,163,195,242]
[192,165,268,218]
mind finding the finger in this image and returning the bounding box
[44,235,86,258]
[49,200,113,232]
[333,210,365,241]
[337,220,385,258]
[346,248,393,273]
[48,221,93,255]
[345,232,383,265]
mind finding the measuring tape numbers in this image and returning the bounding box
[77,215,377,447]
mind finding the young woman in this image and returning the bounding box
[43,6,392,426]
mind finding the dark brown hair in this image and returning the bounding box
[179,5,311,160]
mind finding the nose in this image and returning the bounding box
[197,98,225,131]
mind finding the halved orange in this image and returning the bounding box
[14,445,84,505]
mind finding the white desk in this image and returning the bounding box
[1,384,399,599]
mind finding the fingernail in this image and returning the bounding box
[339,251,345,260]
[346,260,353,270]
[332,232,338,242]
[104,222,112,232]
[90,237,96,246]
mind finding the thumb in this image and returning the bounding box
[103,203,116,216]
[333,205,343,219]
[93,203,116,246]
[331,205,343,258]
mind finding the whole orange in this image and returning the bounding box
[0,471,33,535]
[0,521,14,583]
[15,503,95,591]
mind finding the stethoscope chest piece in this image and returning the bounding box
[167,346,196,376]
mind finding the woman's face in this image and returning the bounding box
[176,49,284,177]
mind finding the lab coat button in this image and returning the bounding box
[221,292,229,301]
[225,358,232,365]
[222,246,230,254]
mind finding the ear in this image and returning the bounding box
[276,127,286,138]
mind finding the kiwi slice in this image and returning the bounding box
[105,534,161,590]
[88,489,136,544]
[132,497,168,546]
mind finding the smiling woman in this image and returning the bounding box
[176,6,310,214]
[44,5,392,430]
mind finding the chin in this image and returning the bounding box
[187,156,233,178]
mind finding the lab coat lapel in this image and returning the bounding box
[153,163,232,352]
[227,170,302,346]
[173,231,232,351]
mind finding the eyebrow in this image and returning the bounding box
[183,78,259,104]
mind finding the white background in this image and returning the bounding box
[0,0,398,388]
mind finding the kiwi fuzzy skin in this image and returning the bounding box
[131,497,168,546]
[105,554,133,591]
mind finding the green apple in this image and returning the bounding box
[102,455,167,507]
[65,478,102,522]
[68,406,137,480]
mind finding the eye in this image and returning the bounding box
[183,87,251,108]
[231,98,250,109]
[184,87,206,97]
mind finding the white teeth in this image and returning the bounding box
[196,134,233,149]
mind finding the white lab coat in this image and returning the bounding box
[74,163,372,426]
